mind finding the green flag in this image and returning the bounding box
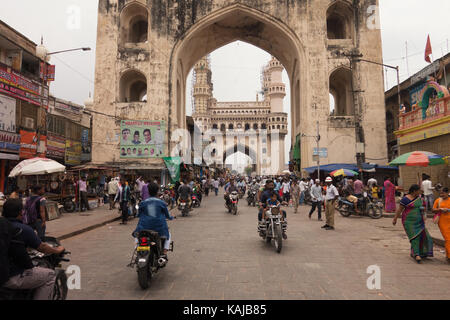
[163,157,182,183]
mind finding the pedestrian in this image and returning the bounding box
[136,176,150,201]
[213,178,219,196]
[108,177,119,210]
[299,178,308,205]
[323,177,339,230]
[78,175,91,211]
[281,178,291,203]
[421,175,435,213]
[368,176,378,189]
[116,177,131,225]
[432,187,450,263]
[384,176,396,213]
[291,180,301,213]
[309,179,323,221]
[353,177,363,197]
[23,185,47,241]
[393,184,433,263]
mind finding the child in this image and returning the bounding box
[371,183,379,199]
[263,192,282,221]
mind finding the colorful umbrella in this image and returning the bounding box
[389,151,447,167]
[330,169,359,177]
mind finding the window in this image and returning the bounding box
[329,67,354,116]
[326,1,354,40]
[119,69,147,102]
[120,3,148,45]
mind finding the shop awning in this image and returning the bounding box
[304,163,398,174]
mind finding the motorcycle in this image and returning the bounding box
[258,204,287,253]
[238,187,245,199]
[337,192,383,219]
[0,237,70,300]
[226,191,239,215]
[159,187,172,208]
[128,191,140,218]
[178,199,190,217]
[247,189,257,207]
[129,230,174,290]
[191,194,201,208]
[61,196,76,213]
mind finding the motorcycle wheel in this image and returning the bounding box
[368,206,383,219]
[137,263,152,290]
[232,205,237,215]
[265,235,271,243]
[338,205,352,217]
[274,224,283,253]
[63,200,75,213]
[53,269,68,300]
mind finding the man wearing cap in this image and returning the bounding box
[309,179,323,220]
[323,177,339,230]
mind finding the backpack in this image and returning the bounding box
[0,217,14,286]
[23,196,41,225]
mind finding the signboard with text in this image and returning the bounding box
[120,120,166,158]
[19,130,46,159]
[65,140,82,165]
[0,131,20,153]
[0,64,41,106]
[47,134,65,159]
[0,94,16,132]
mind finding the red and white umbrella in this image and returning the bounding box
[8,157,66,177]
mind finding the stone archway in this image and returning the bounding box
[169,4,308,168]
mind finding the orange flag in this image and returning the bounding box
[425,35,432,63]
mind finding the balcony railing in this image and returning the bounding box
[398,96,450,130]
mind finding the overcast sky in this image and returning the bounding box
[1,0,449,165]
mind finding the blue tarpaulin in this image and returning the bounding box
[304,163,398,174]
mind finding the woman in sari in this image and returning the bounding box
[432,187,450,263]
[393,184,433,263]
[384,177,396,213]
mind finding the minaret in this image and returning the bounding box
[267,56,286,113]
[192,56,213,133]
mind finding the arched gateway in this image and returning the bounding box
[92,0,387,174]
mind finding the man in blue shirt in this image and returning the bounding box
[134,183,176,259]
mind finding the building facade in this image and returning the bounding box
[191,56,287,175]
[385,53,450,189]
[92,0,387,174]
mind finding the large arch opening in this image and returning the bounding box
[170,4,306,170]
[119,69,147,102]
[119,2,149,46]
[329,67,354,116]
[326,1,355,40]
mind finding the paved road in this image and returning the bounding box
[63,190,450,300]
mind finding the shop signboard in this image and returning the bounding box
[81,128,91,162]
[19,130,46,159]
[120,120,166,158]
[65,140,81,165]
[0,131,20,153]
[0,64,41,106]
[0,94,16,132]
[47,134,65,159]
[55,101,81,114]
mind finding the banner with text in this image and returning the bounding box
[65,140,82,165]
[120,120,166,158]
[163,157,182,183]
[0,93,16,132]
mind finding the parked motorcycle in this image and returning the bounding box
[61,196,76,213]
[0,237,70,300]
[337,192,383,219]
[129,230,174,290]
[226,191,239,215]
[247,190,257,207]
[178,199,190,217]
[258,204,287,253]
[191,194,201,208]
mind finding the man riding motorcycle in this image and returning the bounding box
[258,180,288,239]
[1,199,65,300]
[177,180,193,209]
[224,178,239,207]
[133,183,176,261]
[343,179,360,213]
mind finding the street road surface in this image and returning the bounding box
[63,190,450,300]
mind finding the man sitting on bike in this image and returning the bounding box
[343,179,360,213]
[258,180,288,238]
[177,180,193,209]
[1,199,65,300]
[224,178,239,207]
[134,183,176,261]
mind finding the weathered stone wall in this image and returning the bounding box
[92,0,387,170]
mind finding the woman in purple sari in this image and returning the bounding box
[393,184,433,263]
[384,177,396,213]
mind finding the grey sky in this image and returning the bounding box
[1,0,449,165]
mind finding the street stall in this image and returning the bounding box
[7,157,66,220]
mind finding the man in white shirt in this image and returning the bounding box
[422,175,435,212]
[323,177,339,230]
[299,178,308,205]
[108,177,119,210]
[309,179,323,220]
[367,177,378,189]
[281,179,291,203]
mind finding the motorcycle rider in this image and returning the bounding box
[343,179,360,213]
[258,180,288,239]
[133,183,176,261]
[1,199,65,300]
[177,179,193,209]
[224,177,239,208]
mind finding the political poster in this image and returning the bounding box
[120,120,166,158]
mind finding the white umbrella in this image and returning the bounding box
[282,170,291,174]
[9,157,66,177]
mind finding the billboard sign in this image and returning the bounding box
[120,120,166,158]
